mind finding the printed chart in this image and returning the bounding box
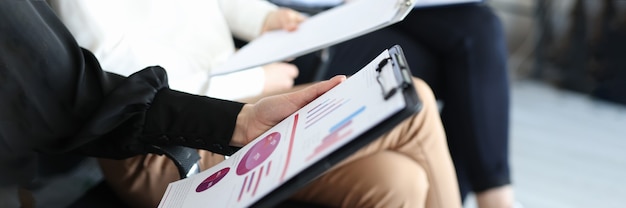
[304,98,349,129]
[158,47,410,208]
[195,167,230,192]
[307,106,365,161]
[235,132,281,201]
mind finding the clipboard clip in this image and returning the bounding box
[375,57,410,100]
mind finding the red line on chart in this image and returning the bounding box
[238,176,248,201]
[307,99,330,115]
[281,114,299,182]
[266,161,272,176]
[306,121,354,161]
[305,99,348,129]
[247,172,255,192]
[252,166,264,196]
[308,101,331,119]
[306,99,342,124]
[307,99,339,121]
[306,106,365,161]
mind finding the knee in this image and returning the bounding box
[375,162,430,207]
[464,8,510,78]
[291,150,437,207]
[462,5,506,44]
[350,152,430,208]
[411,77,438,110]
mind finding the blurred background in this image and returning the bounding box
[464,0,626,207]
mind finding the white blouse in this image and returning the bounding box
[49,0,278,100]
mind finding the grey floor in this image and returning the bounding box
[464,79,626,208]
[487,0,626,206]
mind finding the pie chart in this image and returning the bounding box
[236,132,281,175]
[195,167,230,192]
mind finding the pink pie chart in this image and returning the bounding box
[195,167,230,192]
[236,132,281,175]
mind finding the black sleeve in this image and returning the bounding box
[0,0,243,186]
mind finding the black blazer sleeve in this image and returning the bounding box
[0,0,243,186]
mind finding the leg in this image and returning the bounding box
[291,78,461,208]
[97,150,225,208]
[397,4,513,204]
[294,151,430,208]
[98,78,460,208]
[475,185,515,208]
[96,86,315,208]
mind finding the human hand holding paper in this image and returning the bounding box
[230,75,346,147]
[262,8,307,33]
[256,8,306,95]
[214,0,415,76]
[261,62,299,95]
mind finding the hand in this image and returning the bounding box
[261,8,306,33]
[261,62,299,95]
[230,75,346,146]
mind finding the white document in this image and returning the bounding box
[213,0,415,75]
[412,0,481,8]
[270,0,343,7]
[159,49,409,208]
[213,0,482,75]
[271,0,480,8]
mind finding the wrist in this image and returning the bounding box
[231,104,254,147]
[261,11,275,33]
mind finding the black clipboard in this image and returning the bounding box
[158,45,422,208]
[252,45,421,207]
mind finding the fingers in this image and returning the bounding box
[280,9,306,31]
[286,75,346,108]
[265,62,299,78]
[233,76,346,146]
[284,63,299,78]
[262,8,306,33]
[261,62,300,94]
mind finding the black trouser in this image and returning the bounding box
[293,3,511,201]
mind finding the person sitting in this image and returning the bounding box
[1,1,461,207]
[288,1,515,207]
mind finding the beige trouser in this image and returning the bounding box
[98,78,461,208]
